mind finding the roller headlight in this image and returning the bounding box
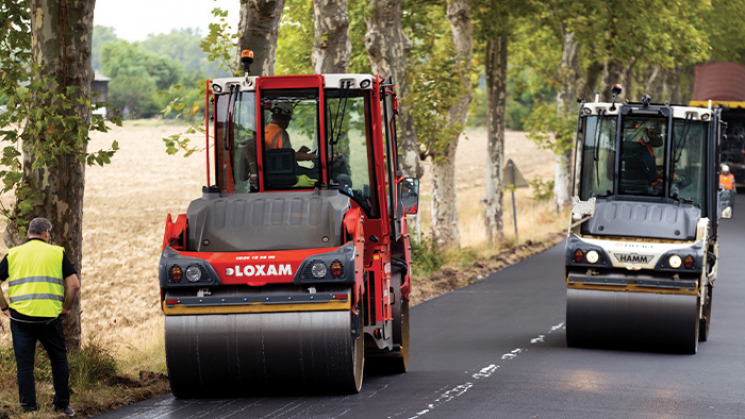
[668,254,682,269]
[311,261,328,278]
[586,250,599,264]
[185,266,202,282]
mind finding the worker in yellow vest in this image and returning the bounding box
[0,218,80,416]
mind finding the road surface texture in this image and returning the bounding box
[97,196,745,418]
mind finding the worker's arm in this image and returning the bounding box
[62,273,80,316]
[296,145,317,161]
[0,290,8,318]
[0,255,8,317]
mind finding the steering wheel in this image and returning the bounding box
[674,172,691,187]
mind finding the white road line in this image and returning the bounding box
[405,321,565,419]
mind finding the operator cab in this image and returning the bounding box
[578,95,718,219]
[212,75,391,219]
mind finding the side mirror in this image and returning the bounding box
[400,177,419,215]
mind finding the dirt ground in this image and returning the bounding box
[0,122,563,358]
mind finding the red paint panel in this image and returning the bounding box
[162,214,188,251]
[257,74,324,90]
[168,246,342,286]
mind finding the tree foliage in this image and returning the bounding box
[515,0,712,154]
[404,2,476,163]
[141,28,232,78]
[100,40,186,118]
[161,6,241,157]
[0,1,120,234]
[92,25,117,71]
[705,0,745,64]
[276,0,314,75]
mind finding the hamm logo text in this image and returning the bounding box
[616,253,652,264]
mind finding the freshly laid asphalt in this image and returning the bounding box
[96,195,745,418]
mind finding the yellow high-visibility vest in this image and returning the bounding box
[7,240,65,317]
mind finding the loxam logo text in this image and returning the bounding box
[225,264,292,277]
[616,253,651,264]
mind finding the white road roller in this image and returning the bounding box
[565,86,722,353]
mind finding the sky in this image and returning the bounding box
[94,0,241,42]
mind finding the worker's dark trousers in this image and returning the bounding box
[10,312,70,411]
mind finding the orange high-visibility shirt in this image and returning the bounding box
[720,173,736,190]
[264,123,288,149]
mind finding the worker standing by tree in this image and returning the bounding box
[0,218,80,416]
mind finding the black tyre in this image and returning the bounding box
[390,269,410,372]
[699,285,713,342]
[347,308,365,393]
[376,269,409,373]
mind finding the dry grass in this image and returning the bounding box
[411,128,567,303]
[0,122,566,416]
[417,129,563,245]
[0,121,202,418]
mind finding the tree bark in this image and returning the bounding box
[678,65,695,104]
[664,66,684,104]
[600,61,624,101]
[553,150,572,211]
[483,34,508,244]
[553,30,579,211]
[579,61,603,101]
[22,0,96,351]
[237,0,285,76]
[643,65,664,101]
[312,0,350,73]
[431,154,460,248]
[430,0,472,250]
[363,0,420,178]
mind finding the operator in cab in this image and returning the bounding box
[264,102,316,162]
[638,121,664,188]
[624,120,666,196]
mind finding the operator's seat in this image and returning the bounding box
[619,142,652,195]
[264,148,297,188]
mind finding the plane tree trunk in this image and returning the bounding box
[363,0,420,178]
[312,0,350,73]
[431,0,473,250]
[237,0,285,76]
[553,30,580,212]
[9,0,99,351]
[483,34,508,244]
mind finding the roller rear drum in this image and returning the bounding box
[566,288,699,354]
[165,310,363,398]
